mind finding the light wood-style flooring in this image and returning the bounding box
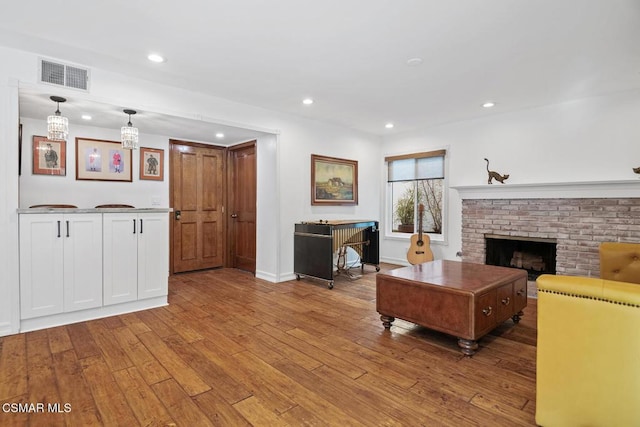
[0,264,538,426]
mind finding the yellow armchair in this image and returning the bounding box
[535,274,640,426]
[599,242,640,284]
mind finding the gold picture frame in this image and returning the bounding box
[139,147,164,181]
[33,135,66,176]
[311,154,358,205]
[76,137,132,182]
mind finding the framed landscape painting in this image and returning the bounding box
[33,135,66,176]
[76,137,132,182]
[311,154,358,205]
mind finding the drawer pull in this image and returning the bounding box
[501,297,510,306]
[516,289,525,297]
[482,306,493,316]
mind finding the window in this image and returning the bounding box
[386,150,445,237]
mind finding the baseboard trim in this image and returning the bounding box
[256,270,278,283]
[380,256,411,267]
[20,296,168,333]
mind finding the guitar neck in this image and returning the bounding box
[417,204,424,241]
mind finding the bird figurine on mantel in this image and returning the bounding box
[634,166,640,174]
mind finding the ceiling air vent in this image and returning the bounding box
[39,59,90,91]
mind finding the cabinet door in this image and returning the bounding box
[19,214,64,319]
[63,213,103,312]
[138,212,169,299]
[103,213,138,305]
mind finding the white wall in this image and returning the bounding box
[381,90,640,265]
[255,133,279,282]
[276,118,383,280]
[0,81,20,335]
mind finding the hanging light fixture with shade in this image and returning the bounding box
[47,96,68,141]
[121,109,139,149]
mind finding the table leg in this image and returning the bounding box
[380,315,395,329]
[512,310,524,323]
[457,338,478,356]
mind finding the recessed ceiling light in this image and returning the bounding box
[406,58,423,67]
[302,98,314,105]
[215,133,224,138]
[81,114,92,120]
[147,53,165,63]
[385,123,394,129]
[482,101,496,108]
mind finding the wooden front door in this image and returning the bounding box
[170,141,225,273]
[228,142,257,273]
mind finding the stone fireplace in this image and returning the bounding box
[454,180,640,296]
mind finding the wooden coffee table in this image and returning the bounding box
[376,260,527,356]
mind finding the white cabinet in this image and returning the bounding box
[103,212,168,305]
[20,213,103,319]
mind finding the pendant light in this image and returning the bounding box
[47,96,68,141]
[121,109,139,149]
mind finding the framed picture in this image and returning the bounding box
[311,154,358,205]
[139,147,164,181]
[76,137,132,182]
[32,135,66,176]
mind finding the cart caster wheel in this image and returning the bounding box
[375,266,380,272]
[328,282,334,289]
[296,274,301,281]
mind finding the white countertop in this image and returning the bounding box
[18,207,173,214]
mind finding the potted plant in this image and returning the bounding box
[394,187,415,233]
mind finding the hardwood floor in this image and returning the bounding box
[0,264,538,426]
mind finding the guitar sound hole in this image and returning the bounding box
[417,241,424,247]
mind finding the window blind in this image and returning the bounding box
[386,150,445,182]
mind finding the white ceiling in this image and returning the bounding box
[2,0,640,141]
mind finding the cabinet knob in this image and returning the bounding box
[482,306,493,316]
[501,297,510,306]
[516,289,526,297]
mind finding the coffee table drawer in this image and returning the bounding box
[474,290,497,337]
[496,282,514,321]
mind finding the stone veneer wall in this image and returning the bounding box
[461,198,640,278]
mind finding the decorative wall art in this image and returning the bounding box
[32,135,66,176]
[311,154,358,205]
[139,147,164,181]
[76,137,132,182]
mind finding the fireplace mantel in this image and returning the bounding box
[451,180,640,200]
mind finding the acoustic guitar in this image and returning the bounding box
[407,203,434,265]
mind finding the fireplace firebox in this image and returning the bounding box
[485,234,556,280]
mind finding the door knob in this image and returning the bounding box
[175,210,181,220]
[231,213,238,218]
